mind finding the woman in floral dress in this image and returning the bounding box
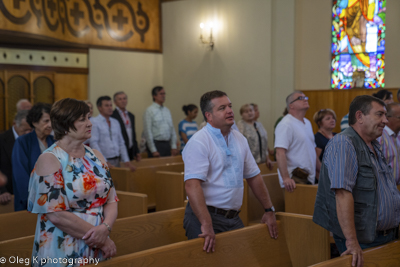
[27,98,118,266]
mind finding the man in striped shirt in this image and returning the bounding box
[313,95,400,267]
[377,103,400,185]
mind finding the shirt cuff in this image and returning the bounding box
[184,174,207,182]
[244,170,261,179]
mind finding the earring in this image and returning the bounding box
[65,131,68,135]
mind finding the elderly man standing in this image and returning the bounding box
[91,96,136,171]
[275,91,320,192]
[313,95,400,267]
[378,103,400,185]
[0,110,31,204]
[143,86,178,157]
[183,90,278,253]
[112,91,141,161]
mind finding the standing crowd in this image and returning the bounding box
[0,87,399,266]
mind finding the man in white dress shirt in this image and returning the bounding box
[183,90,278,253]
[91,96,136,171]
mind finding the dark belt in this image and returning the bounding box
[106,156,120,160]
[154,140,170,143]
[376,227,397,237]
[207,206,240,219]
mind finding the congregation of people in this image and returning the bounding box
[1,87,400,266]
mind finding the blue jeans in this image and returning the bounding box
[183,202,244,239]
[333,229,397,254]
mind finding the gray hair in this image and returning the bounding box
[286,91,304,110]
[113,91,126,101]
[16,99,31,111]
[14,110,29,127]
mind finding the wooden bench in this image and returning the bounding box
[0,191,147,242]
[244,173,284,225]
[285,184,318,216]
[310,240,400,267]
[110,163,184,209]
[95,212,329,267]
[0,207,187,261]
[132,155,183,168]
[0,195,14,214]
[155,172,283,226]
[258,162,278,174]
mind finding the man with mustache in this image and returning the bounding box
[183,90,277,253]
[313,95,400,267]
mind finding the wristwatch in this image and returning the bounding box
[264,206,275,213]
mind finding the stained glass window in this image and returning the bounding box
[331,0,386,89]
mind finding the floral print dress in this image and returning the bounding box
[27,144,119,266]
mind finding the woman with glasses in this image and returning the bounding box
[237,104,273,169]
[313,109,337,161]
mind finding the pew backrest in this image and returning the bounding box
[0,207,187,261]
[133,156,183,168]
[96,222,292,267]
[0,191,147,242]
[0,195,14,214]
[310,240,400,267]
[285,184,318,216]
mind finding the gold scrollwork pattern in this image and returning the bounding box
[0,0,160,51]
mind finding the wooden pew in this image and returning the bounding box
[285,184,318,216]
[244,173,284,225]
[258,162,278,174]
[0,191,147,242]
[310,240,400,267]
[155,172,282,226]
[111,163,184,209]
[0,195,14,214]
[132,156,183,168]
[95,212,330,267]
[0,211,330,267]
[0,208,187,261]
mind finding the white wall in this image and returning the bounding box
[88,48,163,137]
[162,0,289,144]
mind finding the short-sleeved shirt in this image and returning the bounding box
[183,123,260,210]
[324,134,400,231]
[274,114,316,186]
[178,119,198,151]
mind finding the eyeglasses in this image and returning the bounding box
[290,96,309,104]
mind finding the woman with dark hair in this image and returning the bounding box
[373,89,394,104]
[178,104,198,153]
[12,102,55,211]
[27,98,118,266]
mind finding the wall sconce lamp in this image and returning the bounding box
[199,22,214,50]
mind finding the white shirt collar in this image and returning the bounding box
[12,126,19,139]
[116,106,127,115]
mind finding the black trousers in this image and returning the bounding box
[147,140,171,157]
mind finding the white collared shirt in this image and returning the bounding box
[12,126,19,140]
[183,123,260,210]
[90,114,129,162]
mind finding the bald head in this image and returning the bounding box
[16,99,32,111]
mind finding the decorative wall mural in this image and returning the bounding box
[0,0,161,51]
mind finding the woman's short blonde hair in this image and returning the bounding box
[240,104,253,115]
[313,108,337,128]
